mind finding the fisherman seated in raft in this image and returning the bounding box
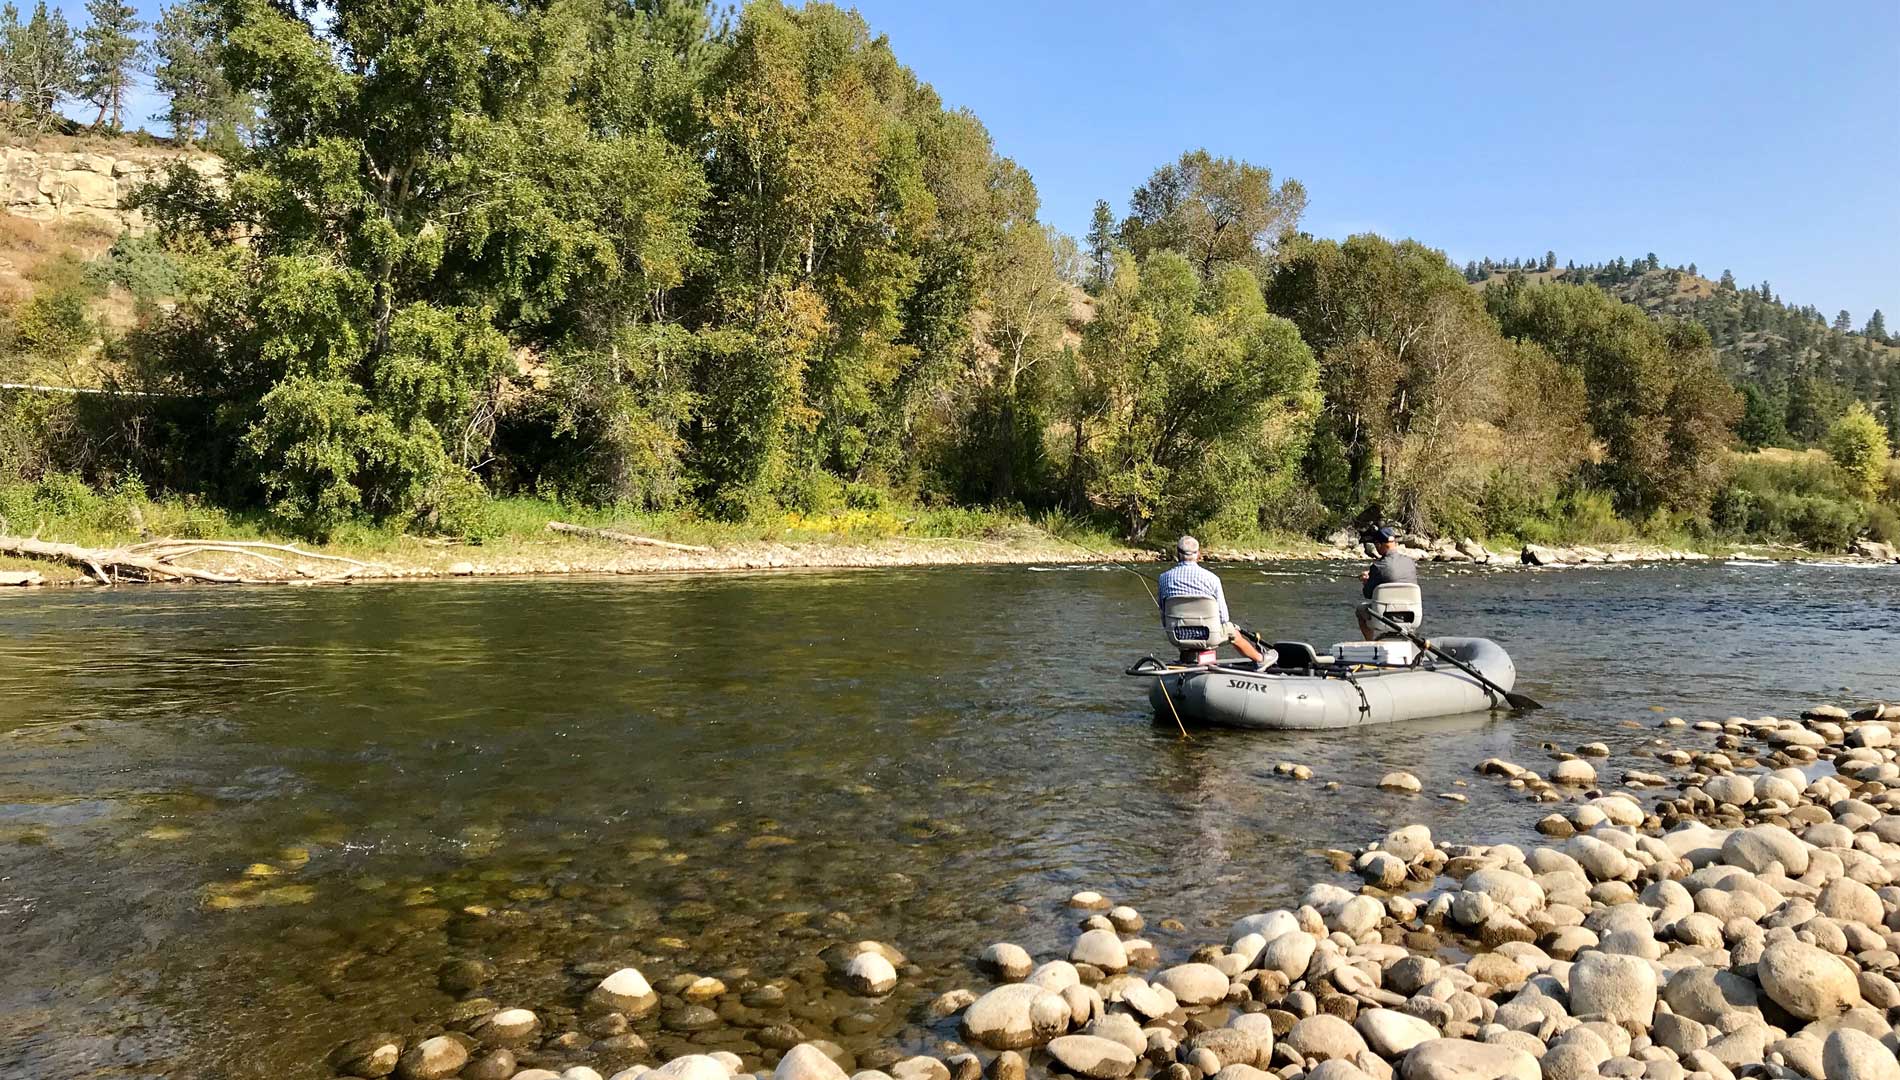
[1157,534,1268,666]
[1356,526,1420,640]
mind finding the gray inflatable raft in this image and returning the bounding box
[1134,637,1516,730]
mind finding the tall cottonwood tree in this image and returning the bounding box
[1120,149,1306,280]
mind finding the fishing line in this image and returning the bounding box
[1035,527,1191,740]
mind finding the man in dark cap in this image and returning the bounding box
[1356,526,1418,640]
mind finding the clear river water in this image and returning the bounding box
[2,559,1897,1079]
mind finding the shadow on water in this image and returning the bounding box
[0,560,1895,1076]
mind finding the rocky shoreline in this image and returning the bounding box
[322,698,1900,1080]
[3,531,1895,589]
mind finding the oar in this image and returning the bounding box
[1368,609,1542,711]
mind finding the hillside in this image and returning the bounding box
[1468,258,1900,446]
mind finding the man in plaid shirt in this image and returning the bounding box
[1157,535,1266,664]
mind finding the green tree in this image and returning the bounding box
[1826,402,1891,500]
[1486,281,1740,516]
[1081,251,1316,537]
[1084,198,1115,294]
[1834,309,1854,333]
[11,0,78,135]
[1735,383,1786,449]
[78,0,141,130]
[1866,309,1888,343]
[1120,149,1305,280]
[152,0,239,145]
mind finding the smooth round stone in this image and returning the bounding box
[778,1044,850,1080]
[1284,1014,1367,1061]
[982,943,1034,980]
[1071,929,1129,973]
[1108,907,1143,933]
[1758,938,1861,1019]
[663,1005,721,1031]
[1046,1035,1137,1078]
[844,952,897,995]
[961,984,1071,1050]
[1070,891,1111,910]
[395,1036,468,1080]
[1153,963,1228,1006]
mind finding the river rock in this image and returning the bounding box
[1702,775,1754,806]
[1071,929,1129,973]
[1230,910,1301,944]
[844,952,897,995]
[650,1056,733,1080]
[1154,963,1228,1006]
[1334,895,1384,936]
[395,1036,468,1080]
[962,984,1071,1049]
[1285,1014,1367,1061]
[888,1057,947,1080]
[330,1033,403,1078]
[1082,1014,1146,1056]
[779,1041,855,1080]
[1757,938,1861,1019]
[1551,759,1596,786]
[1259,932,1317,979]
[1399,1039,1538,1080]
[982,943,1034,980]
[1357,851,1407,889]
[1384,825,1434,863]
[1029,961,1081,993]
[1379,772,1422,793]
[1825,1028,1900,1080]
[592,968,659,1016]
[476,1007,539,1045]
[1117,979,1175,1021]
[1568,952,1656,1027]
[1819,877,1885,927]
[1353,1009,1438,1057]
[1045,1035,1138,1078]
[1721,824,1810,875]
[1462,868,1544,916]
[1664,965,1763,1026]
[462,1049,515,1080]
[1186,1026,1264,1070]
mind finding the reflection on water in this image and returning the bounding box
[1,561,1896,1077]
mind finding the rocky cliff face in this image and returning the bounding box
[2,144,221,232]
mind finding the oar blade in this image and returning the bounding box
[1503,690,1543,711]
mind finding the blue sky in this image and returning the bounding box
[79,1,1899,321]
[845,0,1899,323]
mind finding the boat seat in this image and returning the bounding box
[1161,595,1227,653]
[1269,641,1321,671]
[1367,582,1423,637]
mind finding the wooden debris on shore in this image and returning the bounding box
[546,521,712,553]
[0,534,387,586]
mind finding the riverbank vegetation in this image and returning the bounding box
[0,0,1895,559]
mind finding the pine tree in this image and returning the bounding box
[1084,199,1115,294]
[12,0,78,135]
[1835,309,1854,333]
[1543,250,1556,271]
[78,0,141,130]
[0,5,21,105]
[153,0,237,145]
[1866,309,1888,343]
[1687,262,1697,277]
[1718,269,1736,291]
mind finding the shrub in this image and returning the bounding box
[1826,403,1891,500]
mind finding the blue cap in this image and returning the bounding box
[1373,526,1399,542]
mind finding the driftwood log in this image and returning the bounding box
[0,534,386,586]
[546,521,712,553]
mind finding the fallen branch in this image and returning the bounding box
[0,534,382,586]
[547,521,712,554]
[126,538,387,569]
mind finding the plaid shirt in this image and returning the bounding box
[1157,560,1230,625]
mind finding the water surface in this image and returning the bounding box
[1,560,1896,1078]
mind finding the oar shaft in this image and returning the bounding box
[1368,610,1525,708]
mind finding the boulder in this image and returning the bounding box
[1398,1039,1539,1080]
[1384,825,1435,863]
[1824,1028,1900,1080]
[1070,929,1129,973]
[1353,1009,1438,1058]
[649,1056,733,1080]
[843,952,897,995]
[1044,1035,1137,1079]
[961,984,1071,1049]
[1379,772,1422,793]
[1551,759,1596,786]
[982,943,1034,980]
[592,968,659,1016]
[1567,952,1656,1027]
[1664,965,1763,1026]
[1756,938,1861,1020]
[1818,877,1885,927]
[1720,824,1810,875]
[1284,1015,1367,1062]
[395,1037,468,1080]
[1259,932,1317,979]
[777,1045,850,1080]
[1153,963,1229,1006]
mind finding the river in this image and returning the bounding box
[2,559,1896,1078]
